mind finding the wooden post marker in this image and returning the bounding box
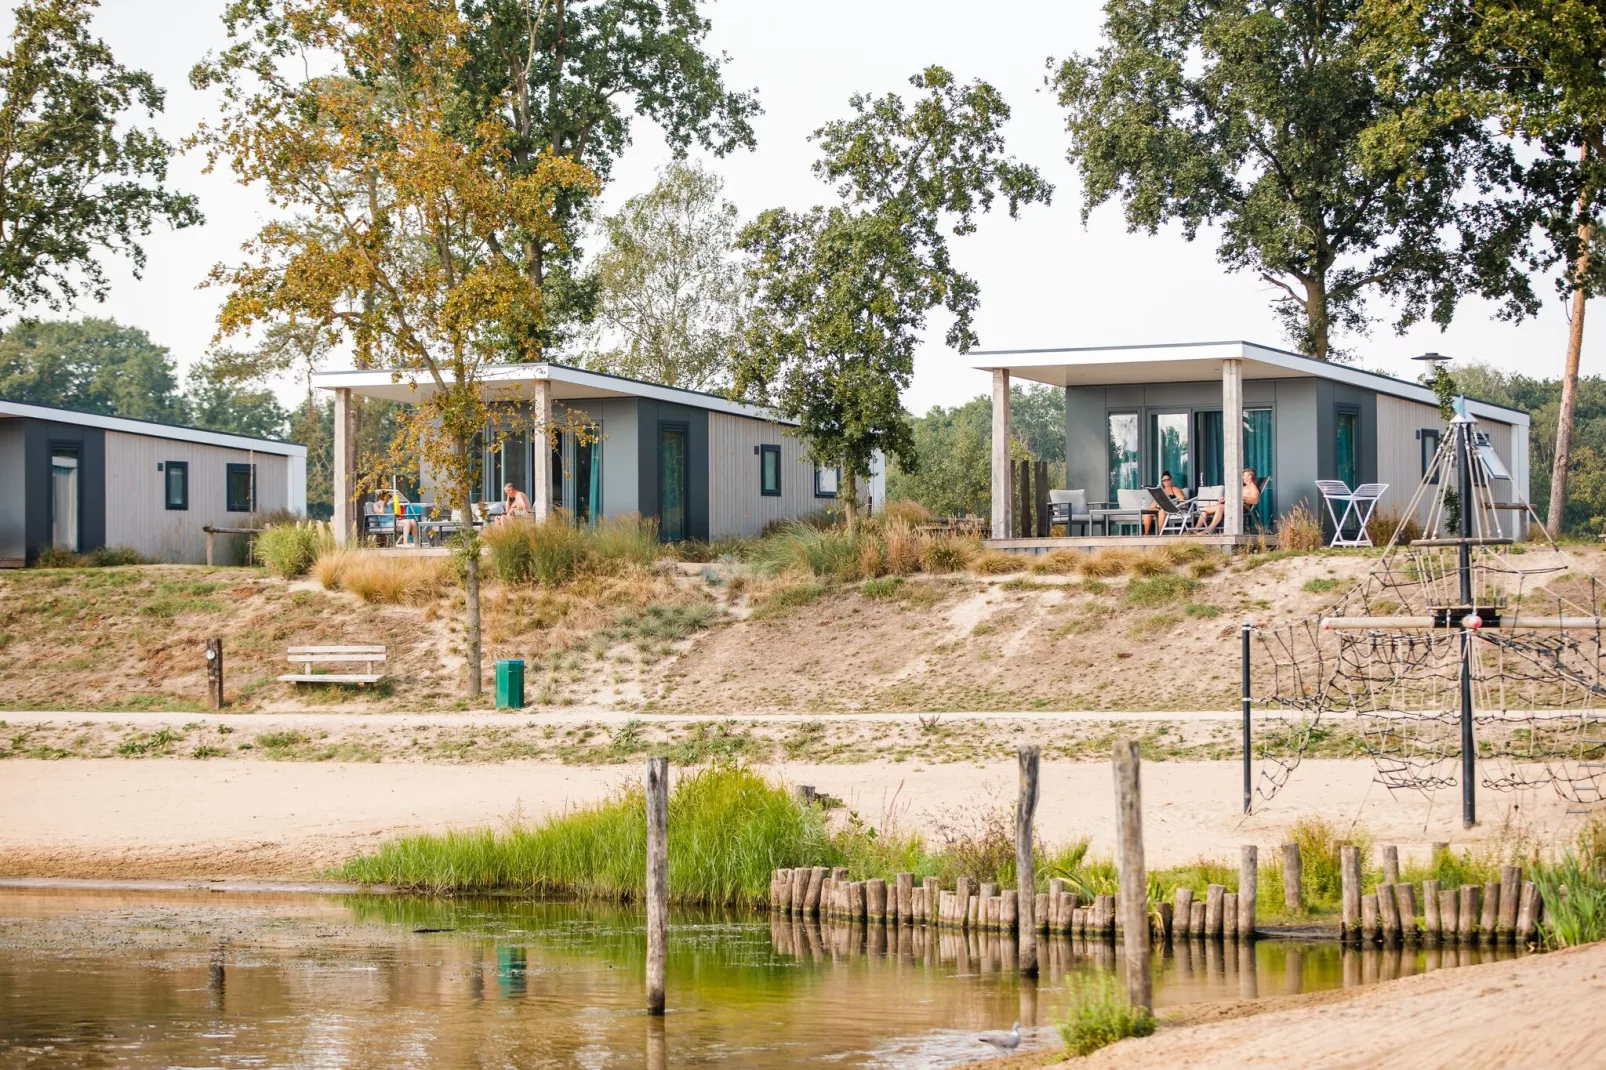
[645,756,669,1016]
[205,638,224,710]
[806,867,827,915]
[1175,887,1194,937]
[1382,845,1400,885]
[1205,884,1226,938]
[791,868,808,914]
[1239,846,1258,939]
[1516,881,1539,944]
[1223,892,1239,938]
[1340,845,1362,942]
[1378,883,1402,943]
[1016,745,1041,975]
[1480,881,1500,942]
[1361,894,1379,942]
[923,876,939,925]
[1112,739,1152,1013]
[1438,887,1459,943]
[1392,884,1417,942]
[1459,884,1480,943]
[1498,865,1521,939]
[1281,842,1302,912]
[1423,879,1442,943]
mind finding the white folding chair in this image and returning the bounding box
[1316,480,1357,547]
[1347,483,1388,546]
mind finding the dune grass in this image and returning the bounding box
[312,548,454,604]
[1058,972,1155,1055]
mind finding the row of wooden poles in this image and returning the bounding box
[1336,846,1543,945]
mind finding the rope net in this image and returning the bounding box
[1246,407,1606,812]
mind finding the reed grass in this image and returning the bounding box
[970,550,1023,575]
[254,520,332,579]
[312,548,454,604]
[1058,973,1155,1056]
[482,512,659,585]
[1277,499,1324,551]
[1079,549,1132,577]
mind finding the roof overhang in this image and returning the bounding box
[311,362,794,425]
[0,400,306,456]
[970,341,1529,427]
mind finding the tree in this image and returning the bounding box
[0,316,184,420]
[1368,0,1606,533]
[453,0,760,344]
[737,67,1052,526]
[583,160,746,390]
[1054,0,1515,362]
[183,354,289,439]
[0,0,199,316]
[195,0,597,698]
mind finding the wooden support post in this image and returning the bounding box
[1223,892,1239,938]
[1222,358,1244,537]
[776,868,793,913]
[1340,845,1362,942]
[1016,744,1040,975]
[1035,893,1049,932]
[1393,884,1417,942]
[968,894,981,930]
[1239,846,1257,939]
[1516,881,1539,944]
[991,370,1011,540]
[1190,900,1206,936]
[1205,884,1226,938]
[980,881,1000,902]
[205,638,224,710]
[1480,881,1501,942]
[923,877,939,925]
[1362,894,1380,942]
[955,877,974,929]
[1423,879,1442,943]
[851,881,868,923]
[1158,902,1174,944]
[1017,458,1031,538]
[808,867,827,915]
[1058,892,1075,934]
[1175,887,1194,937]
[1001,890,1018,933]
[332,386,358,545]
[1282,842,1303,912]
[1458,884,1479,943]
[531,377,554,521]
[1383,846,1400,885]
[1437,887,1458,944]
[791,868,808,914]
[1034,459,1050,538]
[866,878,887,922]
[1112,738,1152,1012]
[1378,883,1402,944]
[645,757,669,1016]
[1498,865,1521,939]
[896,872,914,924]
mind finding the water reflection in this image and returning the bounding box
[0,890,1532,1069]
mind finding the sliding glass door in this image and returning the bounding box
[658,425,687,542]
[1107,413,1139,502]
[1194,408,1275,522]
[51,449,79,551]
[1147,412,1190,488]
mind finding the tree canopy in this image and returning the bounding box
[0,317,183,422]
[736,67,1051,520]
[1054,0,1516,362]
[0,0,199,316]
[584,160,746,390]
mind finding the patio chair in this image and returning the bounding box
[1049,489,1091,536]
[1146,485,1194,535]
[1317,480,1388,547]
[1247,476,1273,533]
[1106,488,1149,535]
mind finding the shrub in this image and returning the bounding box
[1058,972,1155,1056]
[1160,541,1211,565]
[1031,550,1083,575]
[751,581,824,619]
[857,535,885,578]
[1080,550,1132,577]
[1366,508,1423,548]
[1277,499,1324,551]
[254,521,331,579]
[1302,577,1342,594]
[313,548,453,604]
[587,514,661,570]
[971,550,1022,575]
[883,520,922,576]
[921,535,975,573]
[1129,550,1173,577]
[88,545,146,567]
[750,522,861,580]
[883,499,934,526]
[862,576,905,599]
[1125,574,1199,607]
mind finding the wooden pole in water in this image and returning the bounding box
[1016,745,1040,975]
[896,872,914,924]
[1362,894,1379,943]
[1282,842,1302,912]
[1158,901,1174,944]
[806,867,826,916]
[1393,884,1417,942]
[867,879,888,923]
[1001,890,1018,933]
[1438,887,1459,944]
[1516,881,1539,945]
[1205,884,1226,938]
[1174,887,1194,937]
[1480,881,1501,942]
[923,877,939,925]
[1383,846,1400,885]
[1459,884,1479,943]
[1190,900,1206,936]
[1239,846,1257,939]
[1112,738,1152,1013]
[790,868,808,915]
[1340,846,1362,942]
[1423,879,1442,943]
[1222,892,1239,938]
[1499,865,1521,940]
[1378,883,1401,944]
[645,756,669,1016]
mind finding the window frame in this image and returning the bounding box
[1334,404,1361,487]
[225,462,256,513]
[760,444,782,497]
[164,460,189,510]
[813,462,840,499]
[1418,428,1442,485]
[1106,411,1141,504]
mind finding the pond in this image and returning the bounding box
[0,889,1530,1067]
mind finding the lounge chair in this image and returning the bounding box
[1049,489,1091,536]
[1146,485,1194,535]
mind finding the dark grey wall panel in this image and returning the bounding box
[636,401,709,541]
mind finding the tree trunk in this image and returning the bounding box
[457,433,482,698]
[1548,137,1595,538]
[841,469,858,532]
[1307,271,1330,362]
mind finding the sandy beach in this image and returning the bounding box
[0,755,1585,879]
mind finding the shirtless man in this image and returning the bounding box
[1196,467,1261,533]
[502,482,532,520]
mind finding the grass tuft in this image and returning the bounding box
[1058,972,1155,1055]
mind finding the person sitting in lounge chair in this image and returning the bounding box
[1142,471,1187,534]
[1195,467,1261,534]
[502,483,532,521]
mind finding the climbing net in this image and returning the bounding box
[1246,409,1606,812]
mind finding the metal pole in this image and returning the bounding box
[1241,621,1252,814]
[1458,419,1476,829]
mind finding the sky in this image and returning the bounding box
[14,0,1601,416]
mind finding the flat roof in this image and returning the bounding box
[311,361,796,425]
[969,340,1529,426]
[0,399,307,456]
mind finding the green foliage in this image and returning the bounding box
[253,521,329,579]
[737,66,1051,505]
[601,604,712,647]
[1058,972,1156,1056]
[751,582,825,619]
[748,521,861,579]
[32,544,144,568]
[1125,574,1199,607]
[0,318,184,422]
[336,765,832,906]
[862,576,904,599]
[482,514,660,585]
[183,351,288,439]
[0,0,200,314]
[1054,0,1506,361]
[583,161,746,391]
[1302,577,1342,593]
[1533,853,1606,949]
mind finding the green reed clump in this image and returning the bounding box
[1058,973,1155,1056]
[483,512,661,585]
[254,520,331,579]
[335,765,833,906]
[1533,854,1606,948]
[748,521,863,580]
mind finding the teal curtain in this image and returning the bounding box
[1245,408,1274,526]
[1336,411,1359,487]
[1148,412,1189,487]
[1197,410,1224,487]
[1107,413,1139,501]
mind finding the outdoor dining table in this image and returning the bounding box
[1089,506,1145,536]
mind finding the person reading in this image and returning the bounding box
[502,483,532,520]
[1195,467,1261,534]
[1142,471,1186,534]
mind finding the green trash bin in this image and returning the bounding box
[495,658,525,709]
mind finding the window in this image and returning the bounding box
[1107,413,1140,502]
[1419,429,1442,484]
[760,445,782,496]
[658,425,688,541]
[51,448,79,551]
[814,463,839,498]
[226,463,256,512]
[164,461,189,510]
[1147,411,1190,488]
[1335,408,1359,488]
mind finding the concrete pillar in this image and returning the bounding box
[1223,358,1244,537]
[332,387,358,544]
[991,369,1011,540]
[531,377,553,521]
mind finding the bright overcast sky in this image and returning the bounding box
[16,0,1599,414]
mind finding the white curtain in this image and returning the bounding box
[51,453,78,551]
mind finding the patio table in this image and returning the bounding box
[1089,507,1144,536]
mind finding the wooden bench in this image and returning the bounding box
[278,645,387,686]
